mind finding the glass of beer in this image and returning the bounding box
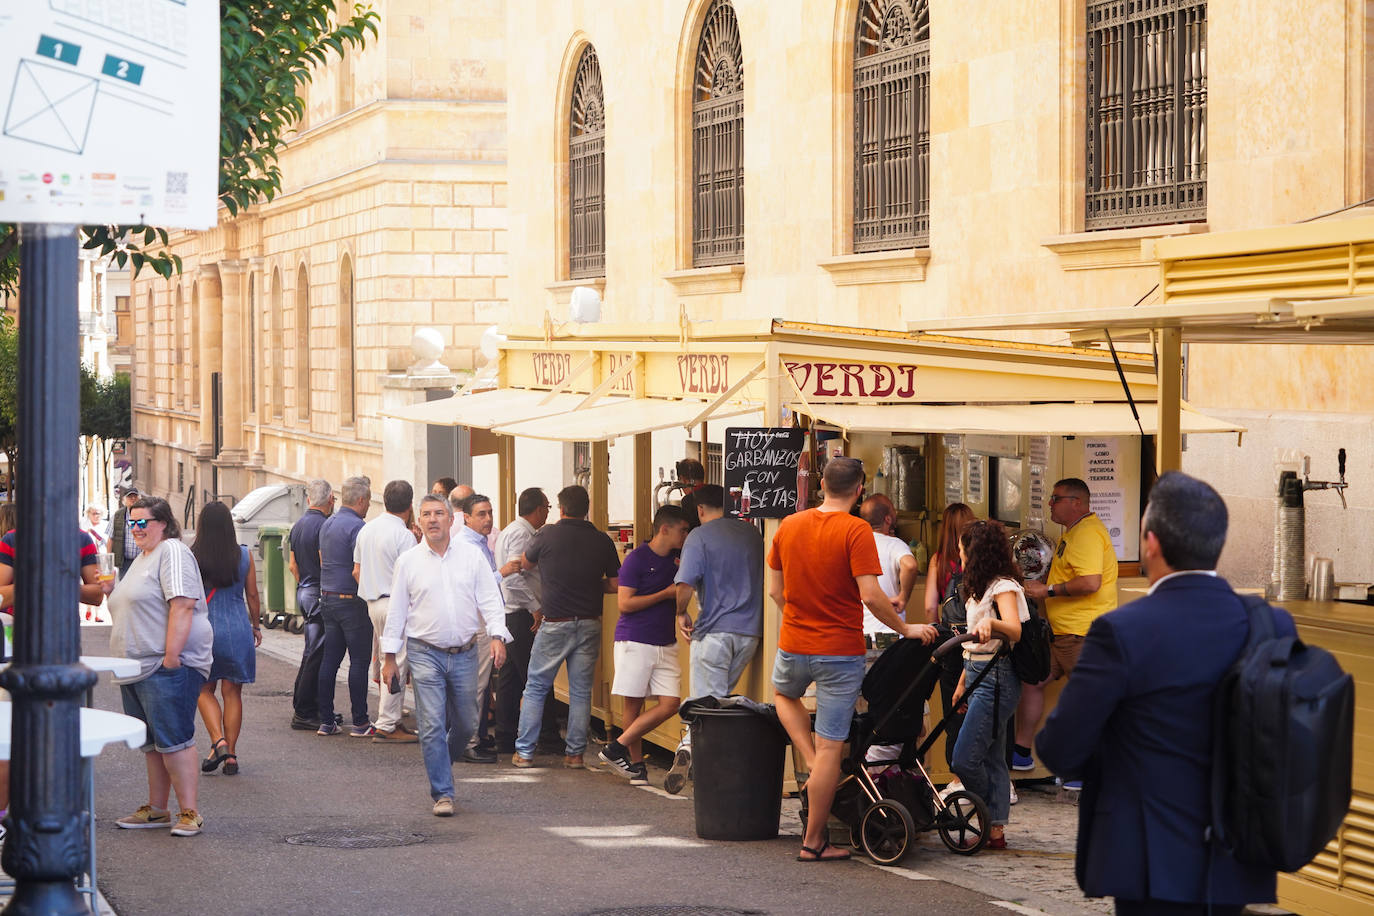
[97,553,117,582]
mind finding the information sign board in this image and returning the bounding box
[0,0,219,228]
[723,427,803,519]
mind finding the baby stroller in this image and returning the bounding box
[799,632,1003,864]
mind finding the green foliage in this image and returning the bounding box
[80,365,131,443]
[0,1,380,295]
[0,315,17,494]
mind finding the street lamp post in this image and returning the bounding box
[1,224,98,914]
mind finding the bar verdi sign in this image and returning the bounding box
[784,358,918,401]
[723,427,803,518]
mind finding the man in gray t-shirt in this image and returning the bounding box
[110,538,214,684]
[667,485,764,794]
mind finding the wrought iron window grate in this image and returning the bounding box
[692,0,744,268]
[570,47,605,280]
[854,0,930,251]
[1086,0,1206,230]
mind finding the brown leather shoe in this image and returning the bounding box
[372,728,418,744]
[511,753,535,768]
[563,754,584,769]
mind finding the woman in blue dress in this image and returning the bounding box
[192,501,262,775]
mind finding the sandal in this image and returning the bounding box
[797,840,851,863]
[201,738,229,773]
[222,755,239,776]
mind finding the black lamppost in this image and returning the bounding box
[0,223,98,914]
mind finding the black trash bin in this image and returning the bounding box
[690,706,786,840]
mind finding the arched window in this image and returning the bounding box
[338,256,356,427]
[247,272,257,414]
[174,285,185,406]
[569,46,605,280]
[295,264,311,421]
[270,267,284,420]
[691,0,744,267]
[1085,0,1206,228]
[854,0,929,251]
[190,281,200,408]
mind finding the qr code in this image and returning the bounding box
[166,172,188,195]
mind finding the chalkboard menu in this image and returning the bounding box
[723,427,804,519]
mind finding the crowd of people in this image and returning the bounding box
[0,453,1292,912]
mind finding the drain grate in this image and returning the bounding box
[580,909,763,916]
[285,829,427,849]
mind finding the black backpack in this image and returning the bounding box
[1209,595,1354,872]
[1010,597,1052,684]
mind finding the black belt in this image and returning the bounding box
[322,591,357,600]
[411,635,480,655]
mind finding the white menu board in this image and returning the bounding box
[1084,437,1126,557]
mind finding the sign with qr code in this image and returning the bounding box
[0,0,218,228]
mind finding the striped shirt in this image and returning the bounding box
[0,530,99,619]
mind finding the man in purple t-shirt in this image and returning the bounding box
[598,506,690,784]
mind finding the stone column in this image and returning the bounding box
[215,260,250,498]
[380,371,462,490]
[245,257,268,487]
[196,265,223,499]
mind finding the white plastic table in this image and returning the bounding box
[0,664,145,908]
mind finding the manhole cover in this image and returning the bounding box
[285,829,427,849]
[580,909,763,916]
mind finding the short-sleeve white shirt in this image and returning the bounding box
[862,531,915,635]
[963,577,1030,654]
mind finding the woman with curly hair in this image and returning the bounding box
[191,501,262,776]
[950,518,1028,849]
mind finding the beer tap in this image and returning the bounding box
[1303,448,1349,510]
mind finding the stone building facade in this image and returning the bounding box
[128,0,508,510]
[503,0,1374,585]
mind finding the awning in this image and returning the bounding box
[379,388,588,428]
[790,402,1246,437]
[493,397,764,442]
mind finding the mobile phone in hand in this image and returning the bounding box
[388,671,402,695]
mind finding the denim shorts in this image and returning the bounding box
[120,665,206,753]
[771,650,865,742]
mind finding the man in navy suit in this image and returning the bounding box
[1037,472,1295,916]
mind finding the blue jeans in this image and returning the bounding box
[408,638,481,801]
[120,665,207,754]
[771,650,866,742]
[951,656,1021,826]
[689,632,759,699]
[516,618,600,758]
[317,595,373,727]
[292,586,325,719]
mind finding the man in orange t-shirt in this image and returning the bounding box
[767,457,937,862]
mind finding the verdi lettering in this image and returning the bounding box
[784,360,916,400]
[531,352,573,387]
[677,354,730,395]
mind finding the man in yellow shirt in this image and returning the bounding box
[1012,477,1118,778]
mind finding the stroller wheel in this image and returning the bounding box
[937,790,990,855]
[859,799,916,866]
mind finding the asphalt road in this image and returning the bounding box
[84,627,1021,916]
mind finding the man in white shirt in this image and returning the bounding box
[456,493,519,763]
[353,480,420,744]
[382,495,510,817]
[858,495,918,634]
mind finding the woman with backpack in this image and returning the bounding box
[949,518,1028,850]
[191,501,262,776]
[923,502,974,769]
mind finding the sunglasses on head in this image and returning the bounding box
[130,519,154,529]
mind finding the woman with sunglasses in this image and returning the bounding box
[191,501,262,775]
[949,519,1028,850]
[104,496,215,837]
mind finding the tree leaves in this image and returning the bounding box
[0,1,380,295]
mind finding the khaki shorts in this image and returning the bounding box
[1049,634,1085,681]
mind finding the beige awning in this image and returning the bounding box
[379,388,588,428]
[493,397,764,442]
[790,401,1246,437]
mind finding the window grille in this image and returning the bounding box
[853,0,930,251]
[706,442,723,486]
[1086,0,1206,229]
[569,47,606,280]
[692,0,744,267]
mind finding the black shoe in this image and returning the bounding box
[629,762,649,786]
[290,715,321,731]
[598,740,635,778]
[462,747,498,764]
[476,737,496,752]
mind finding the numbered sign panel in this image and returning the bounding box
[0,0,218,228]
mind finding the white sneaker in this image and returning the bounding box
[938,779,965,801]
[1009,780,1019,805]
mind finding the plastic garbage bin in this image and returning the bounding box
[690,706,787,840]
[257,526,289,629]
